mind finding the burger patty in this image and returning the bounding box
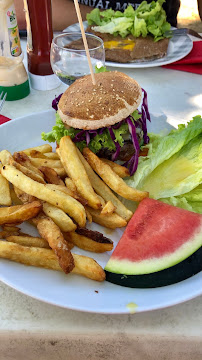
[87,27,169,63]
[97,140,135,162]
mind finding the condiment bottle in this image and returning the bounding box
[24,0,60,90]
[0,0,30,100]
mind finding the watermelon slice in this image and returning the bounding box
[105,198,202,288]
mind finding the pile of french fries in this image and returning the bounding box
[0,136,148,282]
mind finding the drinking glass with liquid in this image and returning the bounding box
[51,32,105,86]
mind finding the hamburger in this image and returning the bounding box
[42,71,150,176]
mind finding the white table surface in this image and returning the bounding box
[0,38,202,360]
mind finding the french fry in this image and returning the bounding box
[44,152,59,160]
[2,225,20,232]
[1,165,86,227]
[46,183,74,197]
[36,216,74,274]
[85,207,92,223]
[0,241,105,281]
[6,234,74,250]
[72,253,106,281]
[59,136,101,209]
[83,148,149,202]
[10,187,23,205]
[29,157,63,169]
[14,186,37,204]
[64,179,88,205]
[30,150,60,160]
[0,165,11,206]
[39,166,65,186]
[65,177,77,192]
[42,202,77,232]
[0,201,42,225]
[6,235,50,248]
[100,158,130,178]
[52,167,66,178]
[76,149,133,222]
[21,144,52,155]
[101,201,116,215]
[87,207,127,229]
[97,195,105,208]
[13,152,45,182]
[0,150,12,165]
[65,231,113,253]
[0,227,20,238]
[10,158,45,184]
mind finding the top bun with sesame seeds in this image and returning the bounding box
[58,71,142,130]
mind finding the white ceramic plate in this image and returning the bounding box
[64,22,193,68]
[0,110,201,314]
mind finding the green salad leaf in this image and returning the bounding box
[41,112,135,154]
[87,1,171,41]
[126,115,202,213]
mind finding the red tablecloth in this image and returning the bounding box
[162,41,202,75]
[0,115,11,125]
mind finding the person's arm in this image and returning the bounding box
[52,0,92,30]
[14,0,92,31]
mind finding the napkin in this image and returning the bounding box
[162,41,202,75]
[0,115,11,125]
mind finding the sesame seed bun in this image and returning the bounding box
[58,71,142,130]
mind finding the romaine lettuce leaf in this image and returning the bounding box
[136,133,202,198]
[160,186,202,214]
[127,115,202,192]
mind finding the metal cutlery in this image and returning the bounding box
[165,28,202,40]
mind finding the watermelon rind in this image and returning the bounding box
[105,246,202,288]
[105,227,202,275]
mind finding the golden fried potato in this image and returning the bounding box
[86,207,127,229]
[14,186,37,203]
[39,166,65,186]
[29,157,63,169]
[44,152,59,160]
[36,216,75,274]
[0,241,105,281]
[1,165,86,227]
[42,202,77,232]
[7,234,74,250]
[10,187,23,205]
[59,136,101,209]
[66,231,113,253]
[0,150,12,165]
[10,158,45,184]
[100,158,130,178]
[76,149,133,222]
[6,235,50,248]
[21,144,52,155]
[0,201,42,225]
[101,201,116,215]
[13,152,45,182]
[0,166,11,205]
[83,148,149,202]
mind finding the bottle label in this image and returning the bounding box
[6,4,21,56]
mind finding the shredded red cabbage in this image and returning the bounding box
[52,89,150,176]
[108,127,121,161]
[52,93,63,111]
